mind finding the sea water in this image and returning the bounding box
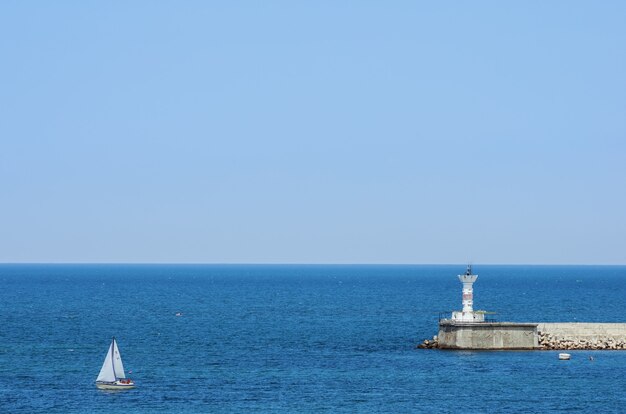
[1,264,626,413]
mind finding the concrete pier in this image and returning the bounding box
[437,320,539,350]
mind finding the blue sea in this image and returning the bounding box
[1,264,626,413]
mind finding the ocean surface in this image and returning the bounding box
[1,264,626,413]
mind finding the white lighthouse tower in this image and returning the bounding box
[451,265,485,322]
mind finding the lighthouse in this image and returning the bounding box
[451,265,485,322]
[436,265,540,350]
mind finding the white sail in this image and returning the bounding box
[96,338,127,382]
[96,340,116,382]
[112,339,126,379]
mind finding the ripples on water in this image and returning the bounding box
[1,264,625,413]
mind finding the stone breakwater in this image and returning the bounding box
[417,323,626,350]
[416,333,626,350]
[537,323,626,350]
[538,331,626,350]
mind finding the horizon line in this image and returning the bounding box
[1,262,625,267]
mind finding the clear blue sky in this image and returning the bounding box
[1,2,624,264]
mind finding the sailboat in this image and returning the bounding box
[95,337,135,390]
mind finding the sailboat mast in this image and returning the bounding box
[111,337,117,381]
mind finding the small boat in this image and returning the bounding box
[558,353,571,360]
[95,337,135,390]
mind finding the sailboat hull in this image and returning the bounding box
[96,380,135,390]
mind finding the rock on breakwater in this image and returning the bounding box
[417,335,439,349]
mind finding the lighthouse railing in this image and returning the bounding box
[438,311,498,323]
